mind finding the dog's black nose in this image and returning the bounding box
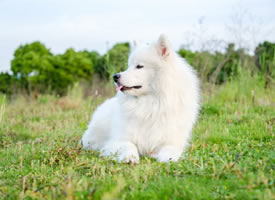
[113,74,121,82]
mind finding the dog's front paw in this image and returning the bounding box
[151,146,183,162]
[101,142,140,164]
[117,150,139,164]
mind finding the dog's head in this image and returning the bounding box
[114,34,173,97]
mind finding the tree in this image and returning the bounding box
[11,41,54,92]
[95,42,130,80]
[255,41,275,87]
[0,73,16,95]
[47,49,95,95]
[11,42,96,95]
[211,44,243,84]
[178,44,250,84]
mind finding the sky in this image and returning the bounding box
[0,0,274,72]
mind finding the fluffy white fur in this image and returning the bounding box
[81,34,200,163]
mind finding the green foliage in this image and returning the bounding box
[10,42,97,95]
[0,40,273,95]
[178,49,216,81]
[178,43,252,84]
[255,41,275,86]
[46,49,95,95]
[60,48,94,80]
[211,44,246,84]
[11,41,53,78]
[0,73,16,95]
[8,41,129,95]
[95,42,130,80]
[178,48,197,66]
[11,41,53,92]
[82,50,100,75]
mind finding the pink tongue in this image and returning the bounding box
[116,85,123,92]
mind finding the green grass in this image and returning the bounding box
[0,77,274,200]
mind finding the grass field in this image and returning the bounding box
[0,76,274,200]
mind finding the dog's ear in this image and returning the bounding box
[156,33,171,58]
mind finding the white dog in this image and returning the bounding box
[81,34,200,163]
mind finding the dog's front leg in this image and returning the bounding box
[101,141,140,163]
[150,145,183,162]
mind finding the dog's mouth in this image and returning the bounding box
[116,83,142,92]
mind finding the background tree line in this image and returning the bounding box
[0,40,274,96]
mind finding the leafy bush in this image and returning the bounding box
[47,49,95,95]
[178,49,217,82]
[0,73,16,95]
[255,41,275,87]
[178,49,197,66]
[210,44,246,84]
[11,42,96,95]
[95,43,130,80]
[11,41,54,92]
[1,40,273,96]
[178,44,252,84]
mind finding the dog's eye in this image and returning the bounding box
[136,65,144,69]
